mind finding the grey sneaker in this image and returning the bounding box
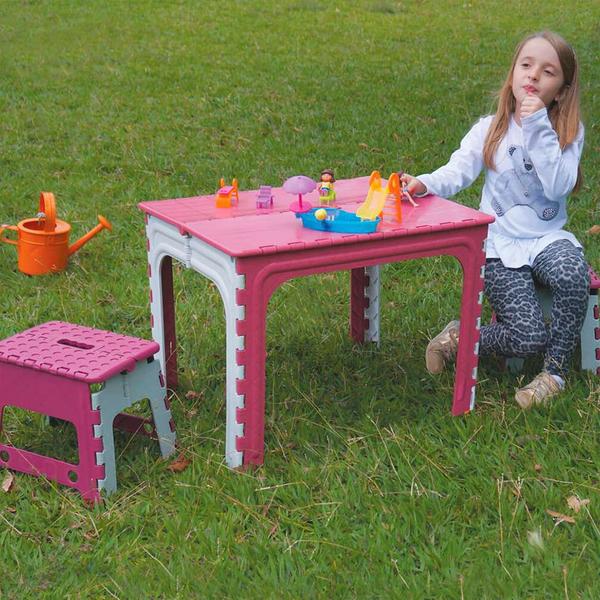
[425,320,460,374]
[515,371,561,409]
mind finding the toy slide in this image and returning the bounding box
[355,171,402,222]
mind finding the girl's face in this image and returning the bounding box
[511,38,565,109]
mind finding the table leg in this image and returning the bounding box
[350,267,368,343]
[148,251,178,391]
[148,244,178,389]
[365,265,380,344]
[233,278,268,466]
[160,257,178,389]
[350,265,380,344]
[146,216,184,392]
[182,240,246,467]
[452,242,486,415]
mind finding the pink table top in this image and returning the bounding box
[0,321,159,383]
[139,176,494,258]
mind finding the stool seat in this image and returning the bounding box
[0,322,176,503]
[0,321,159,383]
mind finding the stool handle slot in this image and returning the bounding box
[57,338,95,350]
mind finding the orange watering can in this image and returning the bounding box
[0,192,112,275]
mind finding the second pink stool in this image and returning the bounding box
[0,321,176,503]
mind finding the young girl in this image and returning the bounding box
[401,31,588,409]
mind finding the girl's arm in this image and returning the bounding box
[415,116,490,199]
[523,109,584,201]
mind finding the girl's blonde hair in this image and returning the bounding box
[483,31,582,189]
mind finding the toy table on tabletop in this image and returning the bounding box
[139,177,494,468]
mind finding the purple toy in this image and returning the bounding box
[256,185,274,209]
[283,175,316,213]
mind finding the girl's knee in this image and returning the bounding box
[536,243,589,292]
[559,254,588,284]
[572,260,590,292]
[508,322,547,356]
[548,265,589,301]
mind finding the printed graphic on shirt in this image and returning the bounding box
[491,145,559,221]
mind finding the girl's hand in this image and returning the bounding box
[400,173,427,196]
[520,93,545,119]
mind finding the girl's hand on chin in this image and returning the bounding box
[520,93,546,119]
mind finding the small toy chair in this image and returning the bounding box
[504,266,600,375]
[215,178,239,208]
[0,321,176,503]
[256,185,274,209]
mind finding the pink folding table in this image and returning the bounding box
[139,176,494,468]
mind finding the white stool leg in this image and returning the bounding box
[92,360,178,496]
[506,357,525,373]
[122,360,177,458]
[92,377,124,496]
[580,291,600,374]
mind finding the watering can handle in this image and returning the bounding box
[0,224,18,246]
[39,192,57,232]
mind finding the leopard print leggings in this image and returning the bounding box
[480,239,589,376]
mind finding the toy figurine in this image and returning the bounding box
[397,171,418,207]
[317,169,336,205]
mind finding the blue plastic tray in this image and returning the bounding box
[297,208,380,233]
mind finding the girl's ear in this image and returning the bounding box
[555,83,570,103]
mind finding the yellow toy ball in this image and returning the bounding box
[315,208,327,221]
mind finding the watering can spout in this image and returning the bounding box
[68,215,112,256]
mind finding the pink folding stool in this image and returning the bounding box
[0,321,176,503]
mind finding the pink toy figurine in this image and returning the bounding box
[283,175,316,213]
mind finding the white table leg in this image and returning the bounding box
[188,238,245,468]
[365,265,381,344]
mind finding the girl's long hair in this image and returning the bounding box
[483,31,582,190]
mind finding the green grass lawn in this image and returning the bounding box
[1,1,599,598]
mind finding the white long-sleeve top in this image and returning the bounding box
[417,108,585,268]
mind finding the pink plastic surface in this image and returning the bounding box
[139,177,374,229]
[141,177,494,467]
[232,225,490,464]
[0,321,158,383]
[139,177,493,257]
[0,363,104,502]
[589,266,600,290]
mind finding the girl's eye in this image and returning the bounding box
[521,62,530,68]
[544,70,555,76]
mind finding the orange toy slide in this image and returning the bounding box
[355,171,402,223]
